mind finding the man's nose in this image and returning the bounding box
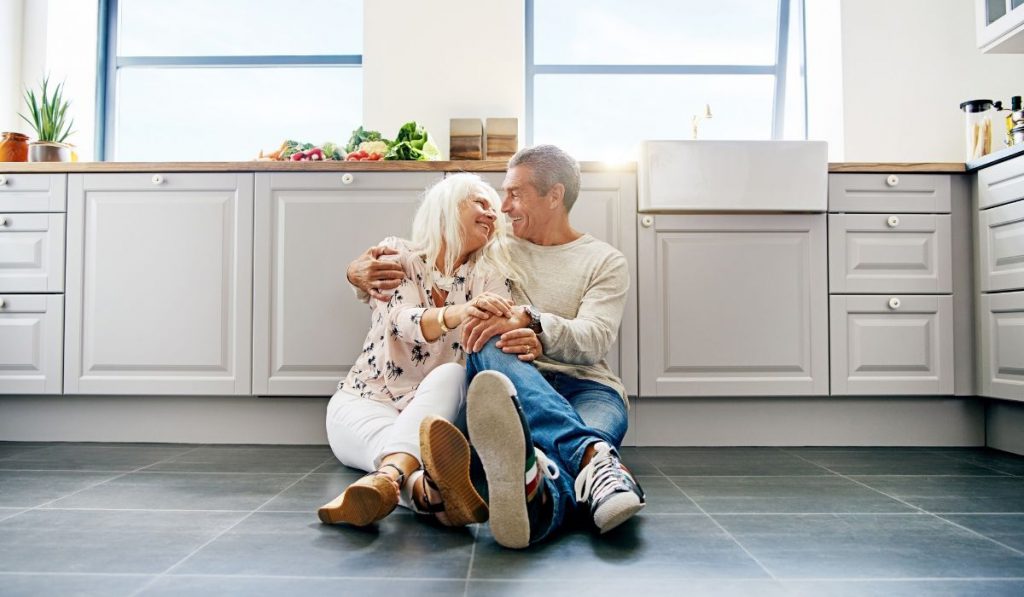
[501,196,512,212]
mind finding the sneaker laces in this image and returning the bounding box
[534,448,560,482]
[574,442,628,504]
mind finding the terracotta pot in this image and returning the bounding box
[29,141,73,163]
[0,132,29,162]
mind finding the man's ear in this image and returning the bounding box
[547,183,565,209]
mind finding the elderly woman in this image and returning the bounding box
[319,173,520,528]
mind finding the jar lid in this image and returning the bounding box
[960,99,994,113]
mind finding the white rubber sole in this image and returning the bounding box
[594,493,645,533]
[466,371,530,549]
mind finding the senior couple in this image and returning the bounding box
[318,144,644,548]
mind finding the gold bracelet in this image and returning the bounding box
[436,306,450,334]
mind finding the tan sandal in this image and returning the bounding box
[419,415,488,527]
[317,464,403,526]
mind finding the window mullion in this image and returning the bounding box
[772,0,792,139]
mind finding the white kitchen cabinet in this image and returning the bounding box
[976,0,1024,53]
[0,213,66,293]
[64,173,254,395]
[252,172,439,396]
[830,295,954,395]
[978,198,1024,292]
[0,294,63,394]
[978,291,1024,401]
[0,173,66,212]
[637,214,829,396]
[476,171,639,396]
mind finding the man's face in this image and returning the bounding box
[501,165,550,242]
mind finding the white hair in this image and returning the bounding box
[409,173,523,286]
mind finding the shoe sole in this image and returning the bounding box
[317,477,396,526]
[594,494,645,533]
[420,416,489,526]
[467,372,530,549]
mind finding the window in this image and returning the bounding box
[526,0,806,161]
[99,0,363,161]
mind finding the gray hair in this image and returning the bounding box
[507,144,581,211]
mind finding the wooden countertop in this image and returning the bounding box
[0,160,970,174]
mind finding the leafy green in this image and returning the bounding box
[384,121,440,161]
[280,140,314,160]
[19,76,75,143]
[344,126,390,153]
[321,141,343,160]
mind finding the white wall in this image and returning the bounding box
[362,0,524,159]
[0,0,26,134]
[840,0,1024,162]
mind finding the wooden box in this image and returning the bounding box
[449,118,483,160]
[485,118,518,160]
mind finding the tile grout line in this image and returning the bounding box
[127,459,327,597]
[779,448,1024,559]
[663,475,778,581]
[463,524,479,597]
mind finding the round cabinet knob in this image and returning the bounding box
[152,174,164,185]
[341,173,354,185]
[0,175,7,186]
[0,298,6,309]
[888,297,901,310]
[640,215,654,228]
[0,216,8,227]
[887,215,900,228]
[886,174,899,187]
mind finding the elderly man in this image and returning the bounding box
[347,145,644,548]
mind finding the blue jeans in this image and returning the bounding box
[466,338,628,542]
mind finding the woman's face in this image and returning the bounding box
[458,193,498,255]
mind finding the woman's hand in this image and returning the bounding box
[347,246,404,301]
[460,292,514,321]
[496,328,544,362]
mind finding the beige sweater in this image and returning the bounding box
[508,235,628,403]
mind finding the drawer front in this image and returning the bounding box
[0,293,63,394]
[830,295,953,395]
[979,199,1024,292]
[978,291,1024,402]
[828,214,951,293]
[0,213,66,292]
[829,174,951,213]
[977,155,1024,210]
[0,174,66,212]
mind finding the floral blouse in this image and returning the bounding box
[339,237,513,411]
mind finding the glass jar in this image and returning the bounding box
[960,99,994,161]
[0,132,30,162]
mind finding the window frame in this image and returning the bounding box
[95,0,363,160]
[524,0,805,146]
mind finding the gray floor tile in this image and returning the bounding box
[470,515,769,580]
[0,573,153,597]
[671,475,916,514]
[644,448,830,476]
[784,448,1007,476]
[0,509,246,574]
[0,508,26,522]
[944,514,1024,552]
[467,579,789,597]
[139,576,466,596]
[781,579,1024,596]
[615,447,662,475]
[258,472,362,512]
[636,476,702,514]
[851,475,1024,513]
[309,459,362,474]
[144,446,333,474]
[934,448,1024,476]
[0,444,196,472]
[175,511,474,578]
[715,513,1024,579]
[0,470,119,507]
[47,472,302,511]
[0,443,49,460]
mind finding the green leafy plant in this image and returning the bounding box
[19,76,75,144]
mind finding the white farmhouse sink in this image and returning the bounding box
[637,140,828,212]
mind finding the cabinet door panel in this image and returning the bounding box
[979,291,1024,401]
[0,213,65,292]
[0,294,63,394]
[638,214,828,396]
[253,172,438,396]
[978,199,1024,292]
[0,173,66,212]
[65,173,253,395]
[828,214,951,293]
[829,174,950,213]
[830,295,953,395]
[976,155,1024,210]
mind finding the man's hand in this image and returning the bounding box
[496,328,544,362]
[463,307,530,353]
[462,292,514,320]
[347,246,404,302]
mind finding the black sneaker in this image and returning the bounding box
[466,370,559,549]
[574,441,645,533]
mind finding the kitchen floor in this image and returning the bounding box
[1,444,1023,596]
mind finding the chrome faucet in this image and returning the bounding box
[691,104,713,139]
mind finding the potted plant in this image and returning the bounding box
[20,76,76,162]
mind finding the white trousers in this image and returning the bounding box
[325,362,467,510]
